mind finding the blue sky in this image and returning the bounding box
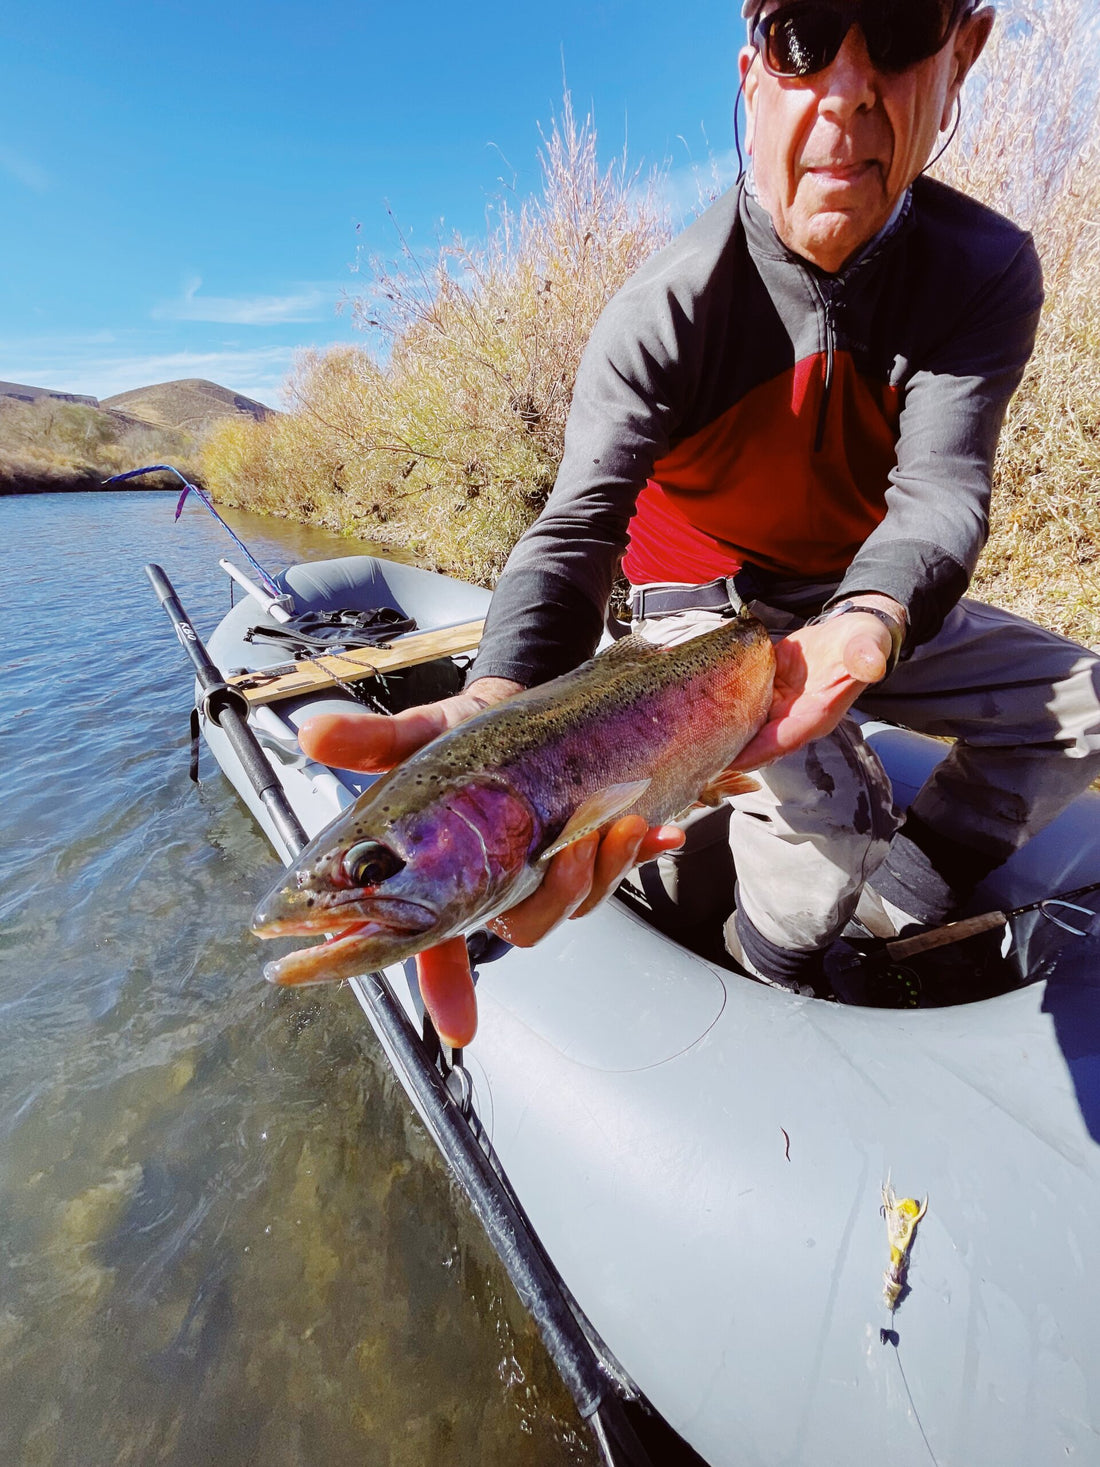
[0,0,745,408]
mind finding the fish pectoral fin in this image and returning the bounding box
[696,768,760,806]
[541,779,652,860]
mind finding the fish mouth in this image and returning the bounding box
[251,892,434,939]
[254,900,438,986]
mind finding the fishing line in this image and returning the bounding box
[888,1338,942,1467]
[107,463,283,599]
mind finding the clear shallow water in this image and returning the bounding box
[0,493,592,1466]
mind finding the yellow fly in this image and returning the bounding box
[882,1181,928,1312]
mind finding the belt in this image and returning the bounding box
[628,576,743,619]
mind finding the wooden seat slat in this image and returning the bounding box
[229,618,484,706]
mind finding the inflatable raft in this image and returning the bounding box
[154,550,1100,1467]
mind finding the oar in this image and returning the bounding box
[145,562,307,857]
[145,562,662,1467]
[885,879,1100,961]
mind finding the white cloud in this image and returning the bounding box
[0,146,51,193]
[152,275,331,325]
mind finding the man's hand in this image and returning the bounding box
[296,676,524,772]
[730,600,901,771]
[296,679,684,1048]
[488,816,685,942]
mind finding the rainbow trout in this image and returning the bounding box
[252,611,775,983]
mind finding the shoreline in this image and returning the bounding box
[0,471,190,496]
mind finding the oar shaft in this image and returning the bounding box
[347,969,653,1460]
[145,563,308,856]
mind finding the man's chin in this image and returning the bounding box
[789,201,891,273]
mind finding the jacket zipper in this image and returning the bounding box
[813,280,835,454]
[749,183,911,455]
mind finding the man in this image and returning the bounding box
[302,0,1100,1034]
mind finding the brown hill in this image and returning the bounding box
[0,380,99,408]
[102,378,274,435]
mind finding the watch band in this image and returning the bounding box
[809,600,905,677]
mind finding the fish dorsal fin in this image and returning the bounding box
[540,778,652,861]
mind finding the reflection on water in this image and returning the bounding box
[0,494,592,1465]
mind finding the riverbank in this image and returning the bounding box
[0,467,182,495]
[0,378,272,500]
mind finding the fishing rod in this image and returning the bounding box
[219,557,294,622]
[144,562,671,1467]
[885,879,1100,961]
[111,464,291,607]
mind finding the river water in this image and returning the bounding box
[0,492,592,1466]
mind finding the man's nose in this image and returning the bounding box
[817,24,878,117]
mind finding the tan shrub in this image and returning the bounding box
[201,96,671,585]
[0,397,200,489]
[933,0,1100,646]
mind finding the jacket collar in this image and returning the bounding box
[740,177,912,280]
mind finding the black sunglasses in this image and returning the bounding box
[752,0,974,78]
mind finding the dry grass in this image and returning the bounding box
[201,97,671,584]
[933,0,1100,646]
[0,397,200,492]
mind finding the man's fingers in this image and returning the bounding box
[486,818,687,941]
[570,817,684,917]
[842,630,889,685]
[488,833,600,947]
[636,823,687,864]
[298,700,464,773]
[572,816,648,918]
[727,617,895,769]
[297,709,402,771]
[298,680,524,775]
[415,937,478,1048]
[728,727,783,772]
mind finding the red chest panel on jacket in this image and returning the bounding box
[623,352,901,585]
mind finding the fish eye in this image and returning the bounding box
[342,840,406,889]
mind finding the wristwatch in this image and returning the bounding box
[809,599,906,677]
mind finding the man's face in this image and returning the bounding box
[740,2,993,272]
